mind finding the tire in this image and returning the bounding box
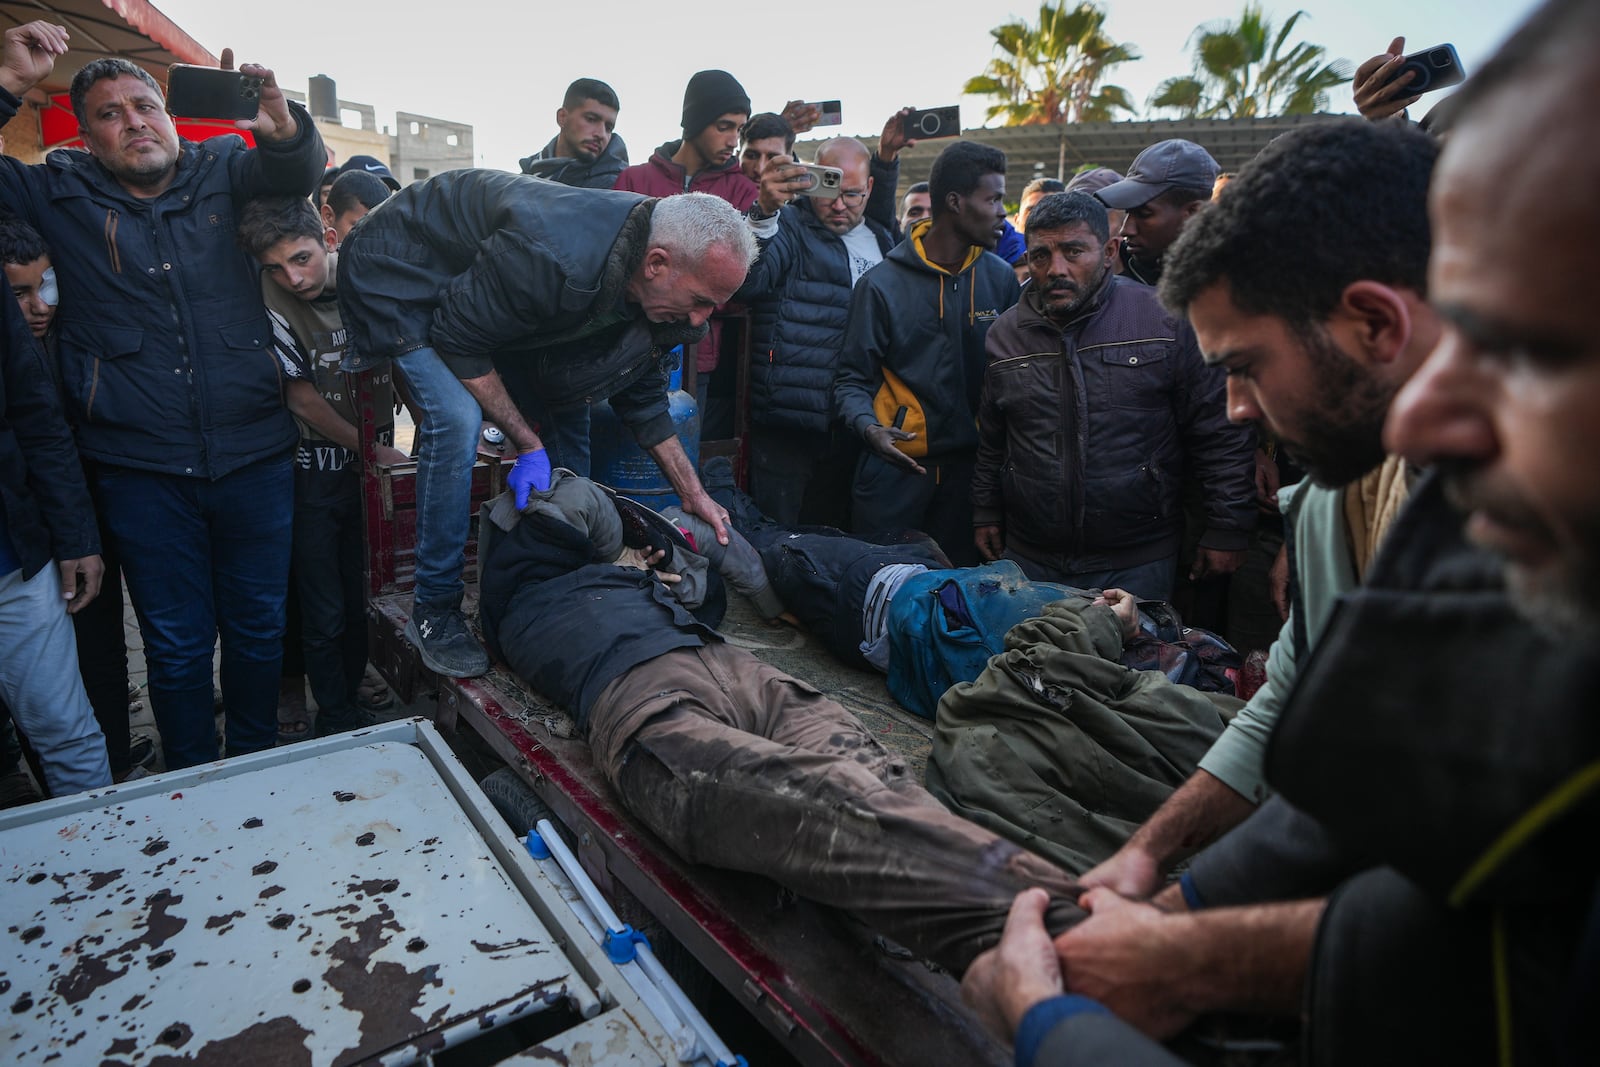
[478,767,555,835]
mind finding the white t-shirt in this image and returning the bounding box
[839,221,883,287]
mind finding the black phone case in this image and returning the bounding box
[166,66,262,121]
[903,106,961,140]
[1383,44,1465,96]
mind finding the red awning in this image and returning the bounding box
[39,90,257,150]
[98,0,213,65]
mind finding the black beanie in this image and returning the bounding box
[681,70,751,137]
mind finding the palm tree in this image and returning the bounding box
[964,2,1141,178]
[1150,6,1351,118]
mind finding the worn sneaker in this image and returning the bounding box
[405,604,489,678]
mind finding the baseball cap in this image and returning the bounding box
[1095,140,1219,210]
[1064,167,1122,199]
[335,154,401,191]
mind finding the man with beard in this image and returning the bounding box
[961,117,1445,1059]
[519,78,628,190]
[1075,118,1440,898]
[834,140,1018,566]
[972,192,1254,602]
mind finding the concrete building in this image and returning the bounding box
[390,111,473,186]
[283,82,390,170]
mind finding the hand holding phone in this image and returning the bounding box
[805,100,842,126]
[168,49,300,143]
[795,163,844,200]
[903,105,961,141]
[1380,43,1465,96]
[166,64,261,121]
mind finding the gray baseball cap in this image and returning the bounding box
[1064,167,1123,198]
[1095,140,1219,209]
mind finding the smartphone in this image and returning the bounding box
[904,105,961,140]
[1381,43,1465,96]
[806,99,842,126]
[796,162,844,200]
[166,64,262,121]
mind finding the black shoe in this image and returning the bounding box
[128,731,157,769]
[314,705,385,738]
[405,603,489,678]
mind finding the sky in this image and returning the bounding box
[143,0,1540,173]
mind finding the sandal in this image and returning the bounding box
[277,683,311,745]
[357,664,395,712]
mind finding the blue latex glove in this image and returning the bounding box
[510,447,552,509]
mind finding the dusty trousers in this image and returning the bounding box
[586,643,1083,972]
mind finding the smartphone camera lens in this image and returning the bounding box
[1430,49,1451,67]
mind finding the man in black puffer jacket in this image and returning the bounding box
[735,128,910,526]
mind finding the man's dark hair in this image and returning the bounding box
[1160,118,1438,333]
[908,181,930,195]
[1025,192,1109,243]
[70,58,163,126]
[1022,177,1066,200]
[236,196,324,258]
[0,215,49,267]
[928,142,1007,218]
[563,78,619,112]
[740,112,795,152]
[327,171,391,218]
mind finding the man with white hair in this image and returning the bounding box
[337,173,755,676]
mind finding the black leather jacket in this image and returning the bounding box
[973,276,1255,571]
[337,171,701,448]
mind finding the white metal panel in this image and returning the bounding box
[1,736,592,1065]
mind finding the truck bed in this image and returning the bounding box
[368,582,1008,1067]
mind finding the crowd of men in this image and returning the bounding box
[0,0,1595,1061]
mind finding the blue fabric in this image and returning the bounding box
[887,560,1084,720]
[996,218,1027,266]
[97,455,292,769]
[1180,870,1206,911]
[393,346,483,607]
[0,564,109,794]
[1014,995,1110,1067]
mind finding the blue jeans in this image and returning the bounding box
[496,356,593,476]
[97,456,293,769]
[525,397,592,477]
[393,347,482,608]
[0,564,111,795]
